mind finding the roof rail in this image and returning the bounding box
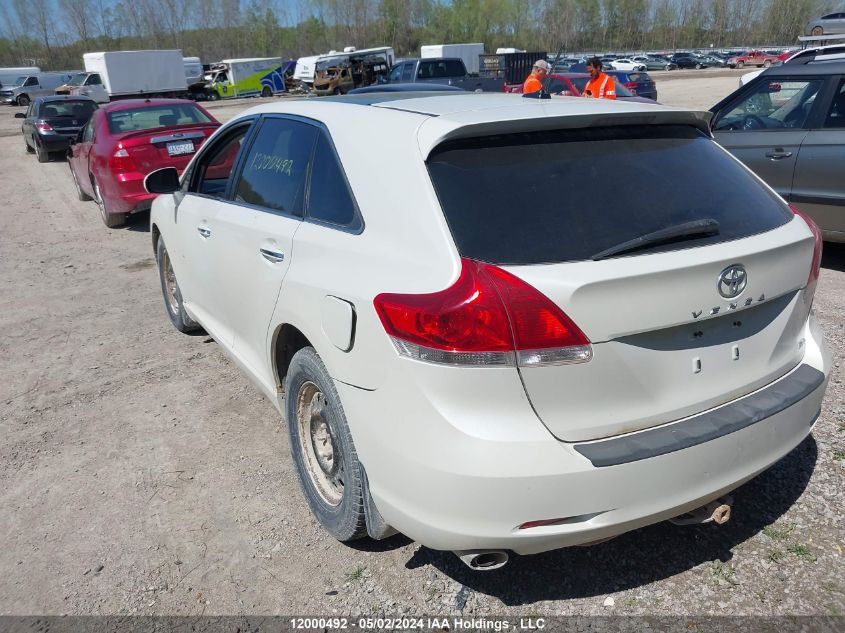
[785,43,845,64]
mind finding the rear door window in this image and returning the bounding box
[233,117,317,216]
[427,125,792,265]
[306,130,361,230]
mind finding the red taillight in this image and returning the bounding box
[374,258,592,367]
[35,121,53,132]
[789,204,822,284]
[518,518,576,530]
[110,145,137,172]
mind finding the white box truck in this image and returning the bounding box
[421,43,484,74]
[56,50,187,103]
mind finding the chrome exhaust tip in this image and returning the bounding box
[454,550,509,570]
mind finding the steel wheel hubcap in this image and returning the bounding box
[296,381,343,506]
[161,249,180,314]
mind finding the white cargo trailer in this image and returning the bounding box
[420,43,484,74]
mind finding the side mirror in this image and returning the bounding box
[145,167,180,194]
[14,112,25,119]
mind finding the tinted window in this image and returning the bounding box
[388,65,402,83]
[38,99,96,118]
[234,117,316,215]
[824,78,845,128]
[427,125,792,265]
[25,77,38,86]
[107,104,212,133]
[193,125,249,197]
[87,74,101,86]
[307,130,360,229]
[401,63,413,81]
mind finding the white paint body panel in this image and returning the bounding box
[83,50,187,96]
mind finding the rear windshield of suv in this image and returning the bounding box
[427,125,792,264]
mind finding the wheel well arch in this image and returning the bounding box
[272,324,312,391]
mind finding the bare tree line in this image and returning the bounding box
[0,0,836,70]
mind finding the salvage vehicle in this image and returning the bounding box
[146,93,829,570]
[711,61,845,242]
[631,55,677,71]
[206,58,291,99]
[670,52,708,69]
[69,98,219,227]
[296,47,395,89]
[16,95,97,162]
[609,58,647,71]
[605,70,658,100]
[1,71,79,106]
[55,50,187,103]
[805,12,845,36]
[0,66,39,89]
[313,50,391,95]
[385,58,504,92]
[727,50,781,69]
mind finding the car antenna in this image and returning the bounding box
[523,45,564,100]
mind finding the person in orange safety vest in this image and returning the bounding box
[522,59,549,94]
[583,57,616,99]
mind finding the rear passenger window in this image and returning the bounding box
[307,131,360,230]
[401,64,413,81]
[234,117,316,216]
[823,79,845,128]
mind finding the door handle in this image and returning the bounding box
[260,248,285,263]
[765,150,792,159]
[197,226,211,238]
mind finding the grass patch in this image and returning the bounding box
[344,565,366,582]
[834,450,845,461]
[711,560,740,586]
[787,543,815,560]
[762,524,792,541]
[768,549,785,563]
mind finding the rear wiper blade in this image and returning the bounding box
[590,219,720,261]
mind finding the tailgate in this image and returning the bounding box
[507,219,814,441]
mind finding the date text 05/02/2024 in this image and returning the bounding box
[289,617,548,631]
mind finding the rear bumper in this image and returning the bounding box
[103,172,160,215]
[37,133,74,151]
[339,315,830,555]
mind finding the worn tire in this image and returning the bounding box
[94,180,126,228]
[156,237,200,333]
[763,60,772,68]
[70,163,92,201]
[812,26,824,36]
[207,91,219,101]
[17,94,30,107]
[35,139,49,163]
[285,347,367,542]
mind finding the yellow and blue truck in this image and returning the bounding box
[206,58,292,100]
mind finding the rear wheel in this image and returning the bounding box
[17,94,30,107]
[207,90,219,101]
[286,347,367,542]
[35,139,49,163]
[812,26,824,36]
[156,237,201,333]
[763,60,772,68]
[261,86,272,97]
[94,180,126,228]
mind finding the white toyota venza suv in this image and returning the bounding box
[147,93,830,570]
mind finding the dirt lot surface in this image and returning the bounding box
[1,73,843,621]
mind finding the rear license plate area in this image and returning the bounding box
[167,140,195,156]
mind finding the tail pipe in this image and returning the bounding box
[669,495,734,526]
[454,550,509,571]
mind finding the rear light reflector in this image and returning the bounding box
[518,518,576,530]
[110,146,137,172]
[35,121,53,132]
[374,258,592,367]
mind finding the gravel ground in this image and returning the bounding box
[0,72,843,621]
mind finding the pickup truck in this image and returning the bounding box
[727,50,781,68]
[385,58,504,92]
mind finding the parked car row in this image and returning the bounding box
[16,94,220,227]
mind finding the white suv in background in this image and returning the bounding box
[147,93,830,570]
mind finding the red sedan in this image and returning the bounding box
[68,99,220,227]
